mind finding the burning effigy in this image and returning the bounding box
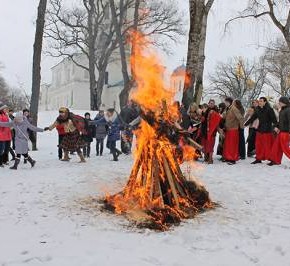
[101,32,213,231]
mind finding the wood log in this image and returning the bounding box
[162,156,180,209]
[186,137,203,151]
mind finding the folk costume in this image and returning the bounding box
[201,108,221,164]
[245,101,277,164]
[268,97,290,166]
[46,107,87,163]
[223,100,244,164]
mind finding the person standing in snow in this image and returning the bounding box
[245,97,277,164]
[91,108,122,161]
[8,109,16,161]
[268,97,290,166]
[119,101,139,154]
[0,112,44,170]
[244,101,259,158]
[82,112,95,158]
[0,104,12,167]
[234,99,246,160]
[44,107,87,163]
[222,97,244,165]
[200,99,221,164]
[94,110,108,156]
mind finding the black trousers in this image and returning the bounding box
[16,153,29,159]
[247,128,256,155]
[239,128,246,159]
[96,139,104,155]
[58,135,64,159]
[0,141,10,164]
[83,143,91,157]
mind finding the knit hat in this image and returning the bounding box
[14,111,24,122]
[84,112,90,117]
[0,103,8,111]
[59,107,69,113]
[279,96,290,105]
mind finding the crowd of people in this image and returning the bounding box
[177,96,290,166]
[1,95,290,171]
[0,101,140,170]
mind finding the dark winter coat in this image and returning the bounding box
[245,104,277,133]
[94,114,108,140]
[91,113,121,142]
[83,118,95,143]
[0,118,43,154]
[278,106,290,132]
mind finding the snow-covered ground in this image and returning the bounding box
[0,111,290,266]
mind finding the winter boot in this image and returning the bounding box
[207,153,213,164]
[251,159,262,165]
[61,151,70,162]
[10,158,20,170]
[112,151,118,161]
[78,152,86,163]
[27,156,36,168]
[83,148,86,158]
[24,158,28,164]
[0,156,3,168]
[87,146,91,158]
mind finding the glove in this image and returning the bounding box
[44,127,49,131]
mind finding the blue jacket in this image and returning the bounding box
[91,114,121,142]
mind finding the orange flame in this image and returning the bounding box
[103,31,212,229]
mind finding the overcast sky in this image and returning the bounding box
[0,0,280,93]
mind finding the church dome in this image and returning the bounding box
[171,64,186,77]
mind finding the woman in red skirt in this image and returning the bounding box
[268,97,290,166]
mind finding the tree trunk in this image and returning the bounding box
[109,0,131,110]
[193,11,209,104]
[88,0,97,110]
[131,0,141,80]
[30,0,47,150]
[182,0,212,109]
[95,67,107,109]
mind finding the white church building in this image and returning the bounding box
[40,54,187,112]
[40,53,124,112]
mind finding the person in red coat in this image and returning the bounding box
[0,104,12,167]
[200,99,221,164]
[268,97,290,166]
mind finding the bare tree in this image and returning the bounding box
[30,0,48,150]
[109,0,185,109]
[227,0,290,51]
[0,70,9,102]
[182,0,215,109]
[45,0,109,110]
[209,57,266,107]
[263,38,290,96]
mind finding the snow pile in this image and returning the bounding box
[0,111,289,266]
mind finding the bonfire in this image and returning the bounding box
[101,32,213,231]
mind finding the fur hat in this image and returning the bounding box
[0,103,8,111]
[59,107,69,113]
[279,96,290,105]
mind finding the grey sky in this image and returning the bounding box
[0,0,280,92]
